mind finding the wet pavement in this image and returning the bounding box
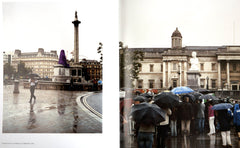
[2,84,102,133]
[86,92,102,114]
[121,130,240,148]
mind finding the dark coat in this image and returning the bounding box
[179,102,193,120]
[217,109,231,131]
[234,104,240,126]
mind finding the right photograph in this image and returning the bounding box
[119,0,240,148]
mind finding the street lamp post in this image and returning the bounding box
[206,76,209,90]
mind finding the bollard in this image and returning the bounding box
[13,79,20,94]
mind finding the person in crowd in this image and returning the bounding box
[208,101,215,135]
[197,99,205,134]
[191,100,198,135]
[233,102,240,139]
[179,97,193,136]
[29,77,38,103]
[137,122,155,148]
[216,109,232,148]
[157,106,172,148]
[170,106,178,136]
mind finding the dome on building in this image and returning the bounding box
[171,27,182,38]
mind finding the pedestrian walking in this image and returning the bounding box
[170,106,178,136]
[179,97,193,136]
[157,107,172,148]
[208,101,215,135]
[233,103,240,139]
[197,99,205,134]
[216,109,232,148]
[29,77,38,103]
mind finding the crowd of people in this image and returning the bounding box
[121,89,240,148]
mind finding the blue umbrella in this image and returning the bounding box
[212,103,233,110]
[171,86,194,94]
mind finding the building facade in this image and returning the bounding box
[130,28,240,91]
[79,59,102,81]
[12,48,58,78]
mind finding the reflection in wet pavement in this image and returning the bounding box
[3,85,102,133]
[121,132,240,148]
[27,102,36,129]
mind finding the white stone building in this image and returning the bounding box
[130,28,240,91]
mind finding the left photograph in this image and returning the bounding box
[2,2,102,133]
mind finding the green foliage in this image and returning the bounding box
[97,42,103,64]
[4,63,16,79]
[16,62,32,78]
[119,41,144,88]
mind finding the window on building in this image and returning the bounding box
[139,65,142,72]
[161,64,163,72]
[160,80,163,88]
[150,64,154,72]
[212,63,216,71]
[200,63,204,71]
[200,79,205,88]
[232,85,238,90]
[138,80,143,88]
[221,63,226,71]
[78,70,82,76]
[72,70,76,76]
[173,80,177,88]
[149,80,154,88]
[233,63,237,71]
[211,80,216,89]
[173,63,177,71]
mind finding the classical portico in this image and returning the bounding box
[217,46,240,90]
[162,54,188,89]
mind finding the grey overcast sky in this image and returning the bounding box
[2,0,111,60]
[120,0,240,48]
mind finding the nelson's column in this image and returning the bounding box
[72,11,81,63]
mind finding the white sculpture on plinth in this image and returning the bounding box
[189,51,199,71]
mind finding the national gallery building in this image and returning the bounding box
[129,28,240,91]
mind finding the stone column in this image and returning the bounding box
[72,11,81,63]
[168,61,171,88]
[163,61,166,88]
[227,60,230,90]
[184,61,187,86]
[218,61,221,90]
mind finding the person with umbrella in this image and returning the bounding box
[215,108,233,148]
[178,96,193,136]
[29,76,38,103]
[130,102,165,148]
[156,105,172,148]
[208,101,216,136]
[196,99,205,134]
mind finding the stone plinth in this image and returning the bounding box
[187,71,201,90]
[13,80,19,93]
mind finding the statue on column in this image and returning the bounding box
[75,11,78,19]
[189,51,199,71]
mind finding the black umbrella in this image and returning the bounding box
[130,102,165,125]
[140,93,153,102]
[188,92,203,100]
[133,96,148,103]
[153,92,179,108]
[195,88,214,94]
[181,94,196,103]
